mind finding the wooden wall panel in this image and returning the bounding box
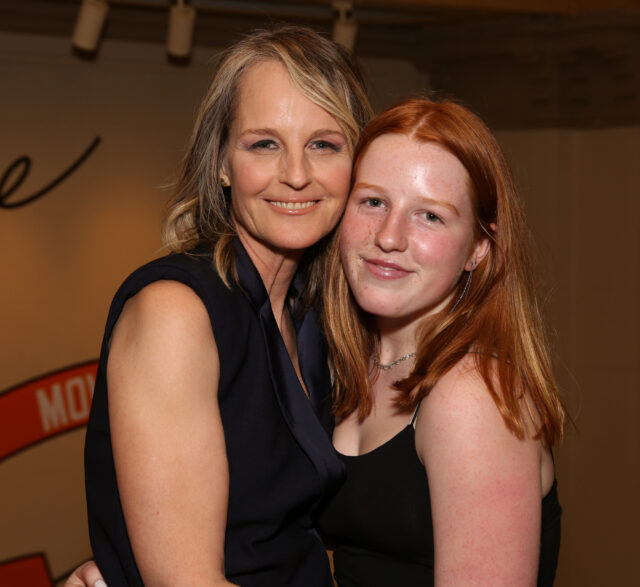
[497,127,640,586]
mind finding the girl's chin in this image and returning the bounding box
[355,296,452,327]
[354,298,406,320]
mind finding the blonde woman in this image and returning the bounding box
[81,26,371,587]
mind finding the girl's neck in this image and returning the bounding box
[375,319,421,366]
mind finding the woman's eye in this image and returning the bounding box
[311,140,340,152]
[250,140,277,150]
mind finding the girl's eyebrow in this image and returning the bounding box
[352,182,460,216]
[351,181,385,195]
[424,197,460,216]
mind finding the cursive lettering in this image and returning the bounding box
[0,136,101,209]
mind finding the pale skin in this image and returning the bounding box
[334,134,554,585]
[69,59,352,586]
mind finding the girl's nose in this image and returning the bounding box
[374,212,408,252]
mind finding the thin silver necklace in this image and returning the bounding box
[373,352,417,370]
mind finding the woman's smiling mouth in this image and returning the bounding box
[268,200,319,211]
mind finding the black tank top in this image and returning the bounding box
[319,417,562,586]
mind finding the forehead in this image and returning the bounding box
[231,59,341,131]
[356,134,471,197]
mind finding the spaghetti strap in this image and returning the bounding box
[410,400,423,428]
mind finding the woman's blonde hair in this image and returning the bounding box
[323,98,566,447]
[163,25,372,293]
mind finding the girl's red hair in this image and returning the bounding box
[322,98,566,446]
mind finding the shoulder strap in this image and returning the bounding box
[410,399,423,428]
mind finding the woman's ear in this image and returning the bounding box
[220,168,231,187]
[219,153,231,187]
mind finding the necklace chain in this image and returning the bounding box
[373,352,417,370]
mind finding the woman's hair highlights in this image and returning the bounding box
[163,25,372,290]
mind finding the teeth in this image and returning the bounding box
[270,200,316,210]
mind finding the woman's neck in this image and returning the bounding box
[237,231,303,330]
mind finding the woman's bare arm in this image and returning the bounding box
[415,358,542,586]
[107,280,236,586]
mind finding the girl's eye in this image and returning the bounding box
[424,211,441,223]
[249,140,277,150]
[365,198,384,208]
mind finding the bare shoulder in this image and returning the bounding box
[108,280,219,399]
[414,355,538,471]
[117,279,211,336]
[416,355,501,438]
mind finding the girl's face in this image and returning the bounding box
[222,60,352,261]
[339,133,489,327]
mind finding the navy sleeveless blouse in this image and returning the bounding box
[85,240,344,586]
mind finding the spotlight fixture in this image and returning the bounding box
[167,0,196,59]
[332,0,357,53]
[71,0,109,53]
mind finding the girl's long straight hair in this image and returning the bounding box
[322,98,566,447]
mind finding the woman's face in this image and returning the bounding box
[340,134,489,326]
[222,60,352,259]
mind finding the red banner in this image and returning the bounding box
[0,553,52,587]
[0,361,98,462]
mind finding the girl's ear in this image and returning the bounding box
[465,223,496,271]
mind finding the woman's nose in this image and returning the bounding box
[279,149,312,190]
[374,212,409,252]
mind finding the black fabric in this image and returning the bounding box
[319,424,562,587]
[85,240,344,586]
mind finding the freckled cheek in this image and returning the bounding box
[340,213,375,251]
[411,238,437,259]
[338,230,354,262]
[414,236,469,275]
[339,226,361,268]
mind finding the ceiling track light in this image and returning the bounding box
[167,0,196,60]
[71,0,109,54]
[332,0,358,53]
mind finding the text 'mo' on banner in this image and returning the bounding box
[0,361,98,462]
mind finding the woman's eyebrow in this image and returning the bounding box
[239,128,279,136]
[240,128,345,137]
